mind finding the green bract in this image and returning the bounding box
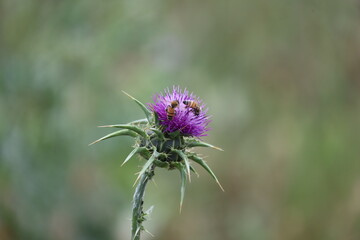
[90,91,223,240]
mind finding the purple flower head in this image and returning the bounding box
[149,86,211,137]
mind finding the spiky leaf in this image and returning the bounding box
[171,149,191,182]
[89,129,137,145]
[98,124,147,138]
[150,128,165,141]
[190,165,199,178]
[153,159,169,168]
[185,139,223,151]
[188,154,224,191]
[154,111,159,125]
[174,162,186,212]
[122,90,152,122]
[129,118,148,125]
[132,227,141,240]
[168,130,181,139]
[134,150,159,185]
[108,118,148,127]
[122,147,149,166]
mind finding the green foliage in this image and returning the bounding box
[128,118,149,125]
[98,124,148,138]
[188,154,224,192]
[171,149,192,182]
[149,128,165,141]
[89,129,137,145]
[121,147,149,166]
[173,162,187,212]
[185,138,224,151]
[122,91,153,123]
[134,149,159,185]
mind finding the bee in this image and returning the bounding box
[166,100,179,120]
[183,100,201,116]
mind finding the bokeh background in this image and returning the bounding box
[1,0,360,239]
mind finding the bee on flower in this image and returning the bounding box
[149,86,210,137]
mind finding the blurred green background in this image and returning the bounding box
[1,0,360,239]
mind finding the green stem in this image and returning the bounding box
[131,165,154,240]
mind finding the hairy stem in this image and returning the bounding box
[132,165,154,240]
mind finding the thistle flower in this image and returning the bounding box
[90,87,223,240]
[149,86,211,137]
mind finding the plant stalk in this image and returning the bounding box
[131,165,154,240]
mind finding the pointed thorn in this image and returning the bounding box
[151,178,158,188]
[132,227,141,240]
[122,90,136,100]
[98,125,111,128]
[212,146,224,151]
[217,180,225,192]
[144,229,155,237]
[191,167,200,178]
[88,140,99,146]
[133,174,142,187]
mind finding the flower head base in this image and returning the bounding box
[149,86,210,138]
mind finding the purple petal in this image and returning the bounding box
[148,86,211,137]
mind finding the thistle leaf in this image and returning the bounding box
[174,162,186,212]
[154,111,159,125]
[98,124,147,138]
[129,118,148,125]
[134,150,159,186]
[150,128,165,141]
[122,147,149,166]
[168,130,181,139]
[122,90,152,122]
[190,165,199,178]
[132,227,141,240]
[153,159,169,168]
[89,129,137,146]
[106,118,148,127]
[188,154,224,191]
[171,149,191,182]
[185,139,224,151]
